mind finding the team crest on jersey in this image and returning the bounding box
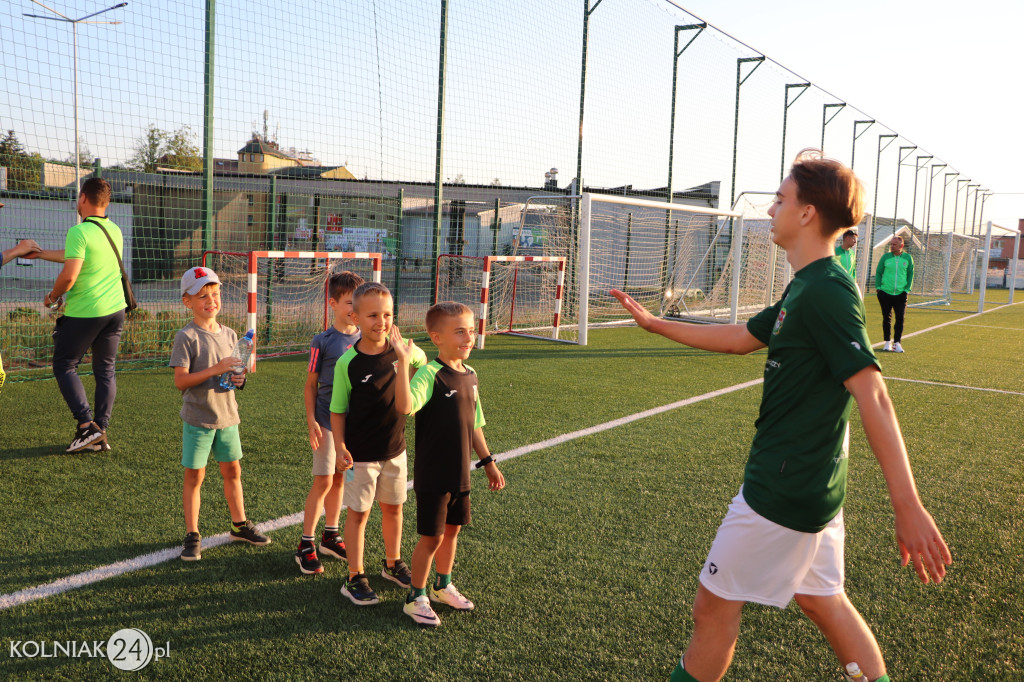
[772,308,787,336]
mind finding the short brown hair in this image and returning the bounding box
[789,149,864,235]
[351,281,391,311]
[425,301,473,332]
[328,271,365,301]
[80,177,111,207]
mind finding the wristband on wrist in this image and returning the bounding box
[475,455,494,469]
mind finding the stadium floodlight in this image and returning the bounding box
[23,1,128,198]
[780,83,811,182]
[892,145,917,235]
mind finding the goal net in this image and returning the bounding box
[435,254,567,348]
[201,250,382,360]
[905,231,979,308]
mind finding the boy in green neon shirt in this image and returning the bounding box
[614,149,950,682]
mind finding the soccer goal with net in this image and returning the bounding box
[435,255,566,349]
[201,250,382,360]
[503,191,785,345]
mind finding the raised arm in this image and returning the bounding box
[1,240,43,266]
[843,365,952,584]
[611,289,765,355]
[390,325,414,415]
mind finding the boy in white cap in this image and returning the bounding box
[170,266,271,561]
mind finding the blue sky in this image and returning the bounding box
[2,0,1020,231]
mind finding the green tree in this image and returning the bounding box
[0,130,42,191]
[129,124,167,172]
[161,125,202,172]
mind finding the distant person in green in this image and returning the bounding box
[37,179,127,452]
[613,149,950,682]
[874,235,914,353]
[835,228,857,279]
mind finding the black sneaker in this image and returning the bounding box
[319,533,347,561]
[229,520,271,546]
[381,559,412,587]
[67,422,105,452]
[341,573,379,606]
[295,542,324,575]
[181,532,202,561]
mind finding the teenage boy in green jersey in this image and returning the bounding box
[835,229,857,280]
[392,302,505,627]
[874,235,915,353]
[613,149,950,682]
[331,282,427,605]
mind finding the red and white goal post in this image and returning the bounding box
[434,254,567,349]
[201,250,382,367]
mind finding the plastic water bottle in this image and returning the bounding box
[844,662,867,682]
[218,329,255,390]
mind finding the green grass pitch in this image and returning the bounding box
[0,292,1021,679]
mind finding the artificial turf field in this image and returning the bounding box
[0,290,1021,680]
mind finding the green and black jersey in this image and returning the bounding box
[409,359,485,494]
[744,256,879,533]
[329,342,427,462]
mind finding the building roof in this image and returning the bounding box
[237,137,293,160]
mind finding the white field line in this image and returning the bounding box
[883,377,1024,396]
[3,300,1022,611]
[954,324,1022,331]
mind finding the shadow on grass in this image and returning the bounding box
[0,443,83,462]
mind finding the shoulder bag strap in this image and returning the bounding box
[83,217,128,279]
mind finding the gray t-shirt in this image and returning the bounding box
[169,322,241,429]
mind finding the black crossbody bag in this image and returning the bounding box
[85,217,138,312]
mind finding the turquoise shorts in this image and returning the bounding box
[181,423,243,469]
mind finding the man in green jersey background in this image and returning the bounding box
[613,149,950,682]
[835,228,857,279]
[874,235,914,353]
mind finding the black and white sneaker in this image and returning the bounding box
[67,422,105,452]
[229,520,271,546]
[381,559,412,587]
[341,574,380,606]
[181,532,202,561]
[295,542,324,575]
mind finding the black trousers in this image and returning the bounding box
[52,309,125,428]
[876,291,908,342]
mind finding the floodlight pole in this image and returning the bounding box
[780,83,810,182]
[664,23,705,296]
[430,0,450,304]
[202,0,215,252]
[953,179,969,235]
[730,55,764,207]
[910,155,932,229]
[24,1,127,198]
[939,172,958,233]
[850,120,875,172]
[892,145,916,235]
[820,102,846,153]
[920,162,945,290]
[871,134,897,231]
[967,184,980,237]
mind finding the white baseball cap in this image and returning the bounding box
[180,266,222,296]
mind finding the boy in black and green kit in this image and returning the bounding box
[614,149,951,682]
[392,302,505,627]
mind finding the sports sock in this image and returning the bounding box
[386,556,399,568]
[872,676,890,682]
[406,587,427,603]
[349,569,362,580]
[300,535,314,545]
[232,520,247,530]
[323,525,339,537]
[669,660,698,682]
[434,573,451,590]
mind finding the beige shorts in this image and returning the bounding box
[699,487,845,609]
[312,425,339,476]
[343,451,408,512]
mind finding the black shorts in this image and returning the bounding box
[416,489,471,537]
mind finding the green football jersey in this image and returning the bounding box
[743,257,879,532]
[63,217,126,318]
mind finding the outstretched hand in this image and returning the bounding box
[16,240,43,259]
[389,325,414,363]
[610,289,658,331]
[894,503,952,584]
